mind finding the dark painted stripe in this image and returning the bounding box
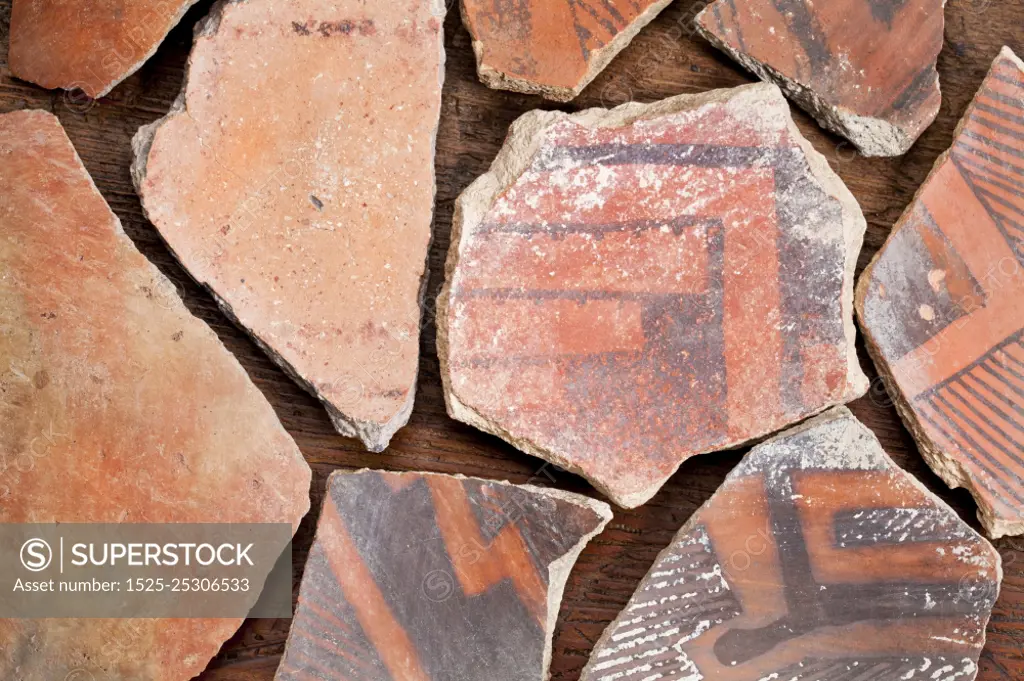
[916,400,1024,505]
[946,383,1024,451]
[949,377,1024,437]
[972,109,1024,142]
[534,142,781,171]
[920,329,1024,397]
[931,391,1024,472]
[476,216,720,235]
[963,129,1024,162]
[955,139,1024,176]
[974,101,1024,128]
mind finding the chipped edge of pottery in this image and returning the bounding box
[579,405,1002,680]
[460,0,675,102]
[855,46,1024,539]
[130,0,448,453]
[437,82,869,509]
[693,0,946,157]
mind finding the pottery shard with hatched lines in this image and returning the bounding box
[694,0,943,156]
[857,47,1024,539]
[439,83,868,508]
[581,407,1001,681]
[274,470,611,681]
[460,0,675,101]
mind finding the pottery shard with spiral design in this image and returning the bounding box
[695,0,944,156]
[9,0,198,98]
[581,407,1001,681]
[439,83,869,508]
[460,0,675,101]
[857,48,1024,539]
[0,110,311,681]
[274,469,611,681]
[133,0,445,452]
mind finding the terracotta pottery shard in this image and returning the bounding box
[582,407,1002,681]
[9,0,197,98]
[0,111,311,681]
[461,0,673,101]
[275,469,611,681]
[438,83,869,508]
[694,0,944,157]
[132,0,445,452]
[856,48,1024,538]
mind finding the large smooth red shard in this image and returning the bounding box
[461,0,673,101]
[439,83,869,508]
[582,407,1001,681]
[695,0,943,156]
[133,0,445,451]
[0,110,311,681]
[275,470,611,681]
[857,47,1024,538]
[9,0,197,98]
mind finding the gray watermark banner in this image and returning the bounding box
[0,523,293,618]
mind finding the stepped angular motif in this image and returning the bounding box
[581,407,1001,681]
[461,0,673,101]
[857,48,1024,538]
[695,0,944,156]
[9,0,197,98]
[439,83,869,508]
[275,470,611,681]
[0,111,311,681]
[133,0,446,451]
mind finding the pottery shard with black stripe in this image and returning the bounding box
[460,0,674,101]
[694,0,943,156]
[856,48,1024,538]
[275,470,611,681]
[581,407,1001,681]
[438,83,868,508]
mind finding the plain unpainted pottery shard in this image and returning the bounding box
[438,83,869,508]
[857,48,1024,538]
[275,469,611,681]
[9,0,197,98]
[694,0,944,156]
[582,407,1002,681]
[461,0,672,101]
[132,0,445,452]
[0,110,311,681]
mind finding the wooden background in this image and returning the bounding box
[1,0,1022,678]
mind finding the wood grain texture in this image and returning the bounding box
[0,0,1022,679]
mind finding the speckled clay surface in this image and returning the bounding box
[0,110,311,681]
[133,0,446,452]
[439,83,869,508]
[9,0,198,97]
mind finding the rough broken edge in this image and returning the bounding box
[580,406,1002,680]
[11,108,313,681]
[299,468,613,680]
[693,2,945,157]
[855,46,1024,539]
[460,0,674,102]
[437,82,869,509]
[9,0,200,99]
[131,0,448,453]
